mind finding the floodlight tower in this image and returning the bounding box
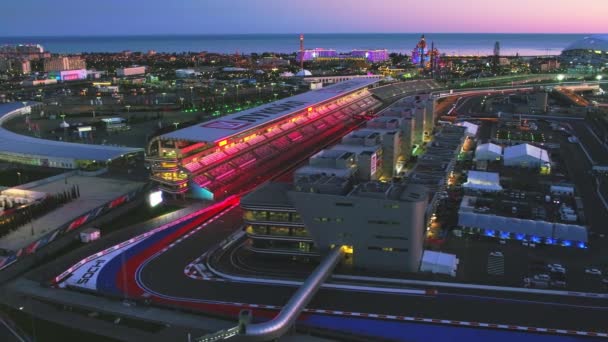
[299,34,305,72]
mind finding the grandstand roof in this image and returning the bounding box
[0,103,142,162]
[159,78,378,144]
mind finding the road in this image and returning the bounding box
[136,206,608,333]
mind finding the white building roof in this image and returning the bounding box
[463,171,502,192]
[159,78,378,143]
[504,143,550,163]
[296,69,312,77]
[475,143,502,159]
[457,121,478,136]
[420,250,458,277]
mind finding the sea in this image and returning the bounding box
[0,33,597,56]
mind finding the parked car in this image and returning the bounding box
[585,268,602,276]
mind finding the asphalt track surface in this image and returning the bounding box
[135,207,608,333]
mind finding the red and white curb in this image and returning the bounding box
[301,309,608,337]
[54,199,238,284]
[214,302,608,338]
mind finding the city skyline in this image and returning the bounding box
[0,0,607,36]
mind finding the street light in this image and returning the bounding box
[16,171,21,185]
[556,74,565,82]
[173,122,180,129]
[596,75,603,82]
[125,105,131,113]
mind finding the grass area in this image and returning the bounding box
[0,167,63,187]
[100,202,183,234]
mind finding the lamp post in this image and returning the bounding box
[189,86,194,107]
[173,122,180,129]
[16,171,21,185]
[125,105,131,113]
[556,74,565,83]
[596,75,603,84]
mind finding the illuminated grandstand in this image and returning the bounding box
[146,78,382,199]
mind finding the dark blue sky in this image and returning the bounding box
[1,0,605,36]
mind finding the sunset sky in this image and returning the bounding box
[0,0,606,36]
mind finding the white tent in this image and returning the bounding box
[503,144,550,168]
[475,143,502,161]
[457,121,479,137]
[295,69,312,77]
[420,250,459,277]
[463,171,502,192]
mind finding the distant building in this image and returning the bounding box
[258,56,290,68]
[0,44,49,60]
[296,48,338,62]
[351,49,389,63]
[0,58,30,75]
[49,69,87,82]
[561,34,608,67]
[116,66,146,77]
[43,56,86,72]
[175,69,198,78]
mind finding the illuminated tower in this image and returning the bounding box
[418,34,427,69]
[300,34,305,71]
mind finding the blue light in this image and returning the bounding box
[545,238,555,245]
[515,234,525,241]
[485,230,496,237]
[562,240,572,247]
[577,242,587,249]
[500,231,510,239]
[531,236,541,243]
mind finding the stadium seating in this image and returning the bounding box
[253,145,277,159]
[194,174,212,187]
[200,151,227,166]
[271,136,292,150]
[287,131,303,142]
[246,134,266,146]
[208,163,235,179]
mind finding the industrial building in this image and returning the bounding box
[241,177,429,273]
[240,123,465,273]
[146,78,381,198]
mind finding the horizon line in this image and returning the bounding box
[1,32,606,39]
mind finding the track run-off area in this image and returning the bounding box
[52,194,608,341]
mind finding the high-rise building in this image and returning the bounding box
[43,56,86,72]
